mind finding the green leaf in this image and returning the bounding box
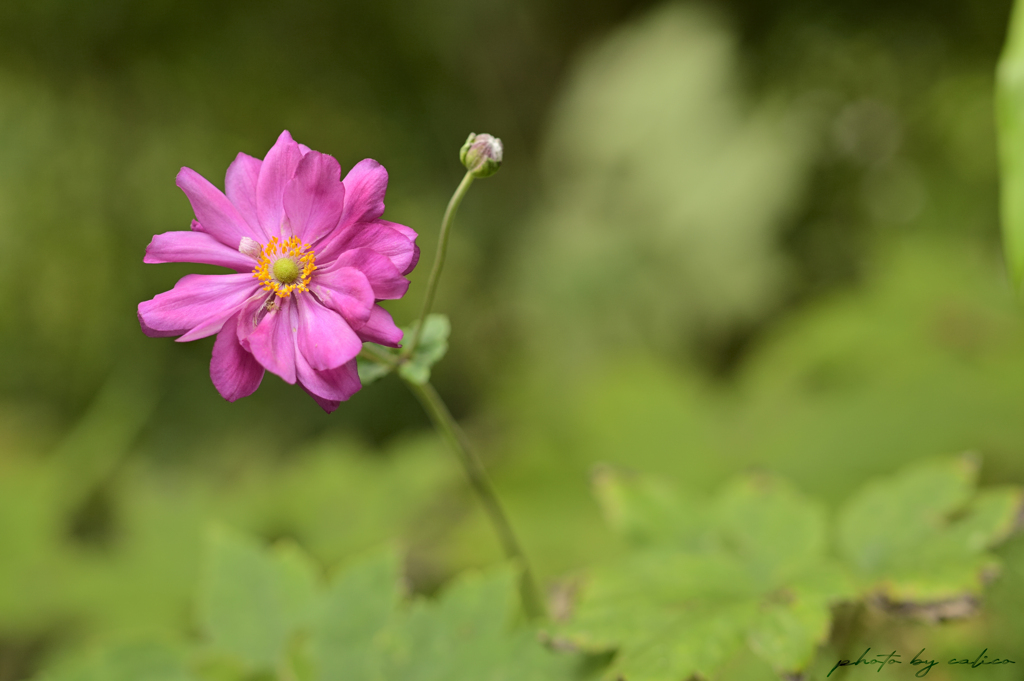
[311,547,403,681]
[377,566,578,681]
[198,526,319,671]
[398,314,450,385]
[198,531,569,681]
[357,352,394,385]
[745,564,853,673]
[714,475,827,586]
[37,641,196,681]
[998,0,1024,292]
[311,554,579,681]
[561,471,854,680]
[591,465,711,550]
[837,455,1023,606]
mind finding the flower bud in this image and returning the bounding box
[459,132,503,178]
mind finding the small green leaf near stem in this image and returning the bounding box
[402,170,475,359]
[359,344,398,368]
[404,378,546,621]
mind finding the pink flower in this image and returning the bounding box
[139,131,418,412]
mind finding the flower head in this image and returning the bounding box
[138,131,419,412]
[459,132,503,178]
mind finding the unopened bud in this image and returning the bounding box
[459,133,503,178]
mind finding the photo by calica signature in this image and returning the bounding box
[828,648,1016,677]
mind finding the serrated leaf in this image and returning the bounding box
[745,565,851,673]
[198,526,319,671]
[561,472,854,680]
[998,0,1024,291]
[398,314,450,385]
[838,455,1023,605]
[37,641,196,681]
[311,547,403,681]
[948,487,1023,551]
[377,566,577,681]
[715,475,827,586]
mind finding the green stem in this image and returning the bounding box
[405,378,546,620]
[402,171,475,359]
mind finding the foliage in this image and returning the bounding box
[370,567,576,681]
[838,455,1022,610]
[397,315,452,386]
[0,429,454,666]
[357,314,450,387]
[358,313,450,387]
[561,470,852,679]
[199,528,318,671]
[34,457,1022,681]
[356,357,393,386]
[555,458,1021,680]
[39,536,579,681]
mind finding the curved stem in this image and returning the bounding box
[402,171,475,359]
[405,378,546,620]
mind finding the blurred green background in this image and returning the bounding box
[2,0,1024,678]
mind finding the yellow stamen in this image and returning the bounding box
[252,236,317,298]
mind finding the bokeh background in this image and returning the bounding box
[2,0,1024,678]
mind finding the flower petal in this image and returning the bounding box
[382,220,421,274]
[256,130,302,239]
[225,152,266,240]
[138,311,182,338]
[144,230,255,271]
[235,292,271,347]
[176,167,259,249]
[341,158,388,226]
[296,356,361,408]
[246,296,298,384]
[310,159,394,262]
[311,266,374,326]
[211,312,265,401]
[294,293,362,371]
[316,220,417,273]
[385,220,417,241]
[330,247,409,299]
[305,392,341,413]
[283,151,346,245]
[138,273,259,342]
[353,305,403,347]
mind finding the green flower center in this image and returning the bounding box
[272,257,300,284]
